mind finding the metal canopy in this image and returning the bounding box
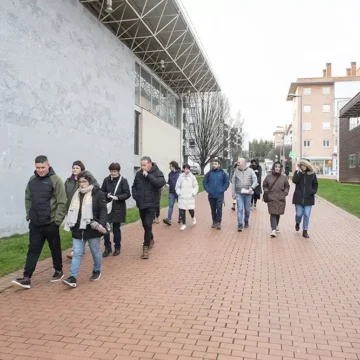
[80,0,221,94]
[339,92,360,118]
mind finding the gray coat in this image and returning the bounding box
[232,167,258,195]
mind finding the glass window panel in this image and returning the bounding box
[140,68,151,111]
[151,78,160,116]
[135,63,140,105]
[160,85,168,121]
[176,99,182,129]
[168,93,177,126]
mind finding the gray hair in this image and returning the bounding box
[141,156,152,163]
[238,158,246,164]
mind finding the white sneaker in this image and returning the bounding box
[270,230,277,238]
[180,225,187,231]
[192,218,197,225]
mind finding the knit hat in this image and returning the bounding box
[72,160,85,171]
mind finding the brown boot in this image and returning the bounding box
[142,246,149,259]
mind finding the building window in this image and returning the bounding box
[323,87,331,95]
[303,105,311,113]
[134,111,140,155]
[168,93,177,126]
[189,139,195,148]
[140,68,152,111]
[303,122,311,130]
[189,123,195,133]
[322,121,331,130]
[322,104,331,113]
[304,140,311,147]
[135,63,140,105]
[323,140,330,147]
[349,154,357,168]
[349,117,360,130]
[303,88,311,95]
[151,78,160,116]
[160,85,168,121]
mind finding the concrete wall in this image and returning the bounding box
[0,0,135,237]
[141,110,181,177]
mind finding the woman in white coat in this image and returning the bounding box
[176,164,199,230]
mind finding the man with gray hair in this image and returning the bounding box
[232,158,258,232]
[132,156,166,259]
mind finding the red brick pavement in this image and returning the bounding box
[1,187,360,360]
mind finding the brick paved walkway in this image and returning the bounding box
[1,187,360,360]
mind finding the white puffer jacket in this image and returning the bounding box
[175,172,199,210]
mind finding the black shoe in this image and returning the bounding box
[163,218,172,226]
[231,205,235,211]
[12,277,31,289]
[238,226,243,232]
[62,276,77,288]
[90,271,101,281]
[51,270,64,283]
[102,249,112,257]
[244,223,249,229]
[113,249,121,256]
[302,230,310,239]
[295,223,300,232]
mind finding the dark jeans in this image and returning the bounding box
[104,222,121,251]
[139,208,155,247]
[270,215,280,230]
[179,209,195,225]
[251,194,258,205]
[208,196,223,223]
[24,223,62,278]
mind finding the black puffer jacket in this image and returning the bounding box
[292,160,318,206]
[132,164,166,209]
[71,187,107,240]
[250,159,263,195]
[101,175,131,223]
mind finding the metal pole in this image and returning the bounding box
[299,95,303,160]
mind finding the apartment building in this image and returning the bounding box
[287,62,360,176]
[273,126,285,148]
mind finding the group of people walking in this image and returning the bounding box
[12,154,318,290]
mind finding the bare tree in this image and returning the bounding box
[185,92,230,174]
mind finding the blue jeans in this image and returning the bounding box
[104,222,121,251]
[236,194,252,227]
[167,193,180,222]
[208,196,223,223]
[295,205,312,231]
[70,238,102,278]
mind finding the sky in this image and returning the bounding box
[180,0,360,145]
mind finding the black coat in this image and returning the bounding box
[71,187,107,240]
[101,176,131,223]
[250,162,263,195]
[132,164,166,209]
[292,170,318,206]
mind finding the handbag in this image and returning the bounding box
[107,176,122,214]
[263,175,280,203]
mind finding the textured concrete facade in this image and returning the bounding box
[0,0,135,236]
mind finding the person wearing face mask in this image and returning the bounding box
[176,164,199,231]
[262,161,290,238]
[101,163,131,257]
[65,161,85,260]
[249,158,262,210]
[232,158,258,232]
[292,159,318,238]
[132,156,166,259]
[63,171,107,288]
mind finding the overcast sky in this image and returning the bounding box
[180,0,360,145]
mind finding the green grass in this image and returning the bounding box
[317,179,360,218]
[0,177,205,277]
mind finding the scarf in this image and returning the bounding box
[64,185,94,231]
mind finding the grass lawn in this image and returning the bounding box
[317,179,360,218]
[0,176,205,277]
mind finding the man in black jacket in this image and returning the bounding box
[12,155,67,289]
[292,159,318,238]
[132,156,166,259]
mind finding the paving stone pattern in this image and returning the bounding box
[1,187,360,360]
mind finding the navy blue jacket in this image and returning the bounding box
[203,168,230,198]
[168,170,181,193]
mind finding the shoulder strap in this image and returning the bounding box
[268,175,280,192]
[114,176,122,194]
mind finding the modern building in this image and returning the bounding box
[283,124,293,146]
[338,93,360,183]
[0,0,219,237]
[286,62,360,176]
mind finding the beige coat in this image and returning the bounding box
[176,173,199,210]
[262,173,290,215]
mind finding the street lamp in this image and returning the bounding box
[288,93,303,160]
